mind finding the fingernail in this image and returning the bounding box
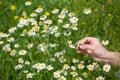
[80,45,85,49]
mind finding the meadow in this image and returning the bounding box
[0,0,120,80]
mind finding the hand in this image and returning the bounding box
[76,37,117,65]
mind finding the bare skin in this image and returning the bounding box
[76,37,120,66]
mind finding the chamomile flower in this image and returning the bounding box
[58,19,63,23]
[87,64,94,71]
[58,13,66,19]
[69,17,78,24]
[18,58,24,63]
[25,1,32,6]
[7,37,14,42]
[14,43,20,48]
[44,19,52,25]
[53,71,61,78]
[61,8,68,14]
[102,40,109,46]
[17,23,24,28]
[55,32,61,37]
[32,25,40,31]
[52,8,59,14]
[75,77,83,80]
[103,64,111,72]
[71,71,78,77]
[63,64,70,70]
[30,12,37,17]
[27,43,33,49]
[63,30,71,36]
[72,58,79,63]
[67,40,72,44]
[33,63,46,71]
[23,70,28,73]
[61,69,68,76]
[26,73,34,79]
[72,25,78,30]
[59,76,66,80]
[78,63,85,69]
[95,75,105,80]
[28,29,36,36]
[15,64,22,70]
[40,15,47,20]
[37,43,47,52]
[19,50,27,55]
[34,7,43,13]
[83,8,92,14]
[71,66,76,70]
[10,49,16,56]
[63,24,70,28]
[68,12,75,17]
[22,11,27,17]
[69,44,75,48]
[25,61,30,65]
[59,56,67,63]
[3,44,11,52]
[8,27,17,33]
[47,65,54,71]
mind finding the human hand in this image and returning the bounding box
[76,37,116,64]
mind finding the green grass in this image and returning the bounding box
[0,0,120,80]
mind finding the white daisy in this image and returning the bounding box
[103,64,111,72]
[25,1,32,6]
[19,50,27,55]
[83,8,92,14]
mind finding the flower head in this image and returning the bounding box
[103,64,111,72]
[83,8,92,14]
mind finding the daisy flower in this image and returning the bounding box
[58,13,66,19]
[53,71,61,78]
[25,61,30,65]
[63,24,70,28]
[59,76,66,80]
[19,50,27,55]
[34,7,43,13]
[18,58,24,63]
[78,63,85,69]
[83,8,92,14]
[47,65,54,71]
[69,17,78,24]
[87,64,94,71]
[52,8,59,14]
[40,15,47,20]
[10,49,16,56]
[103,64,111,72]
[25,1,32,6]
[26,73,34,79]
[63,64,70,70]
[15,64,22,70]
[71,71,78,77]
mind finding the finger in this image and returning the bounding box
[93,57,103,62]
[86,49,93,55]
[80,44,95,51]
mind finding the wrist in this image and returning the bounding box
[105,51,118,66]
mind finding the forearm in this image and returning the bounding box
[106,51,120,66]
